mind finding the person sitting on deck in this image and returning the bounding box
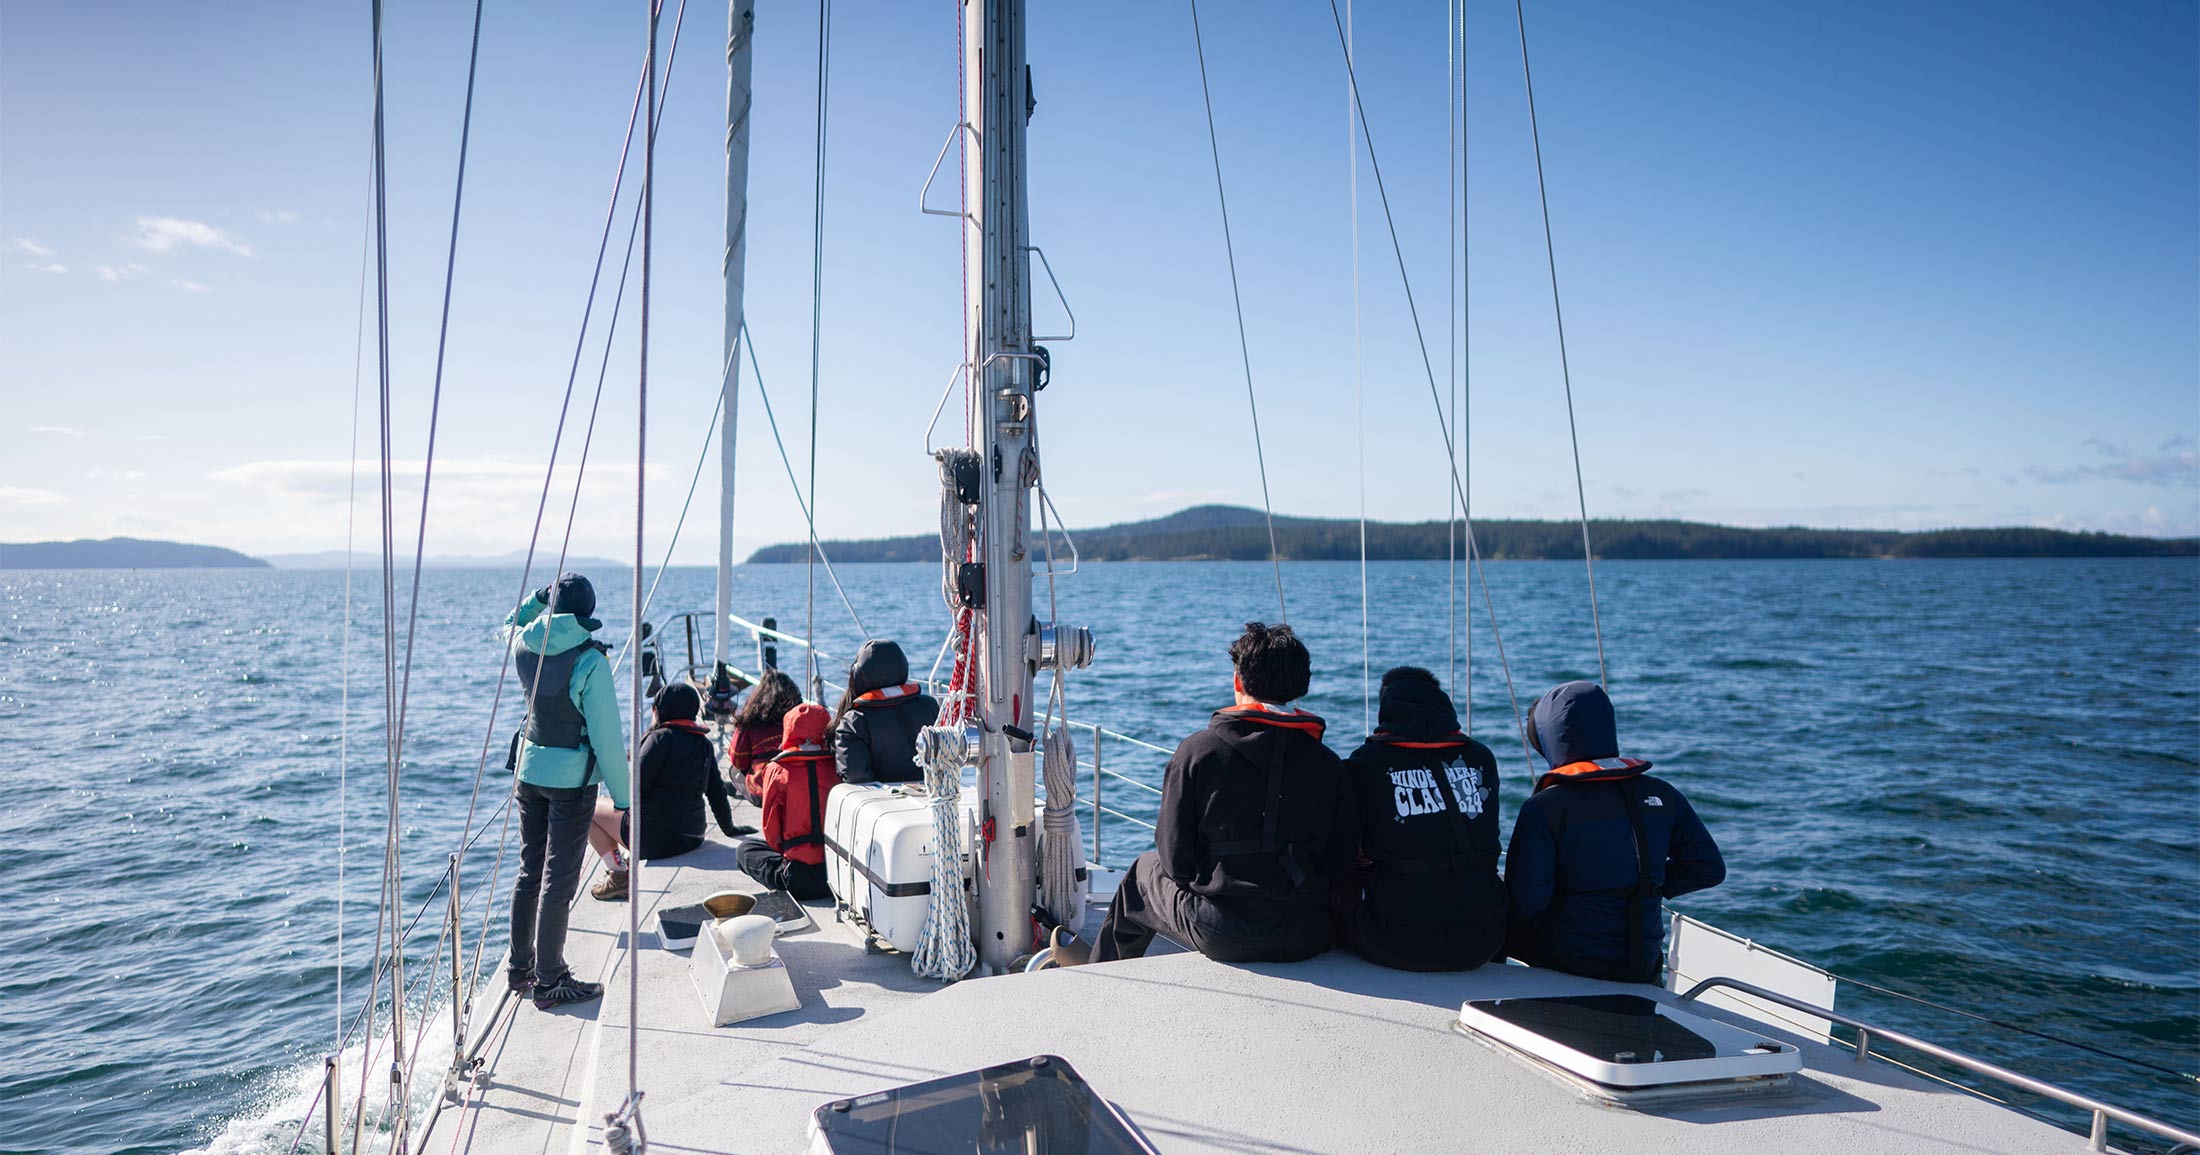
[1502,680,1725,983]
[585,683,752,902]
[735,701,839,900]
[1335,666,1508,971]
[729,668,802,802]
[1094,621,1356,964]
[832,639,939,785]
[503,572,627,1010]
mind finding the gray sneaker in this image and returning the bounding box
[532,974,604,1011]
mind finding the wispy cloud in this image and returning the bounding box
[170,279,210,293]
[7,237,56,258]
[127,216,252,257]
[94,262,151,282]
[32,425,85,437]
[2022,438,2199,488]
[0,486,65,507]
[23,262,67,274]
[254,208,301,224]
[86,468,148,481]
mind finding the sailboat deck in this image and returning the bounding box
[436,798,2104,1155]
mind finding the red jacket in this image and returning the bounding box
[729,722,780,799]
[760,703,837,866]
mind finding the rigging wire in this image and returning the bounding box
[622,0,660,1138]
[1512,0,1607,688]
[1349,0,1370,736]
[803,0,834,696]
[1321,0,1535,776]
[1185,0,1285,624]
[741,320,872,642]
[1458,0,1472,733]
[1446,0,1459,716]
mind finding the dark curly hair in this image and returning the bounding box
[1228,621,1310,704]
[733,669,803,731]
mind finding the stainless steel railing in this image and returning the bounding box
[1675,977,2200,1153]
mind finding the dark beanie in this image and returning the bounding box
[547,572,601,631]
[654,682,701,724]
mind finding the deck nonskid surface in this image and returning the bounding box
[439,797,2099,1155]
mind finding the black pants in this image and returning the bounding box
[735,838,830,900]
[1503,916,1662,984]
[509,781,598,986]
[1095,851,1329,964]
[1336,903,1503,973]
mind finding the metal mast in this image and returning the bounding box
[715,0,755,675]
[967,0,1040,973]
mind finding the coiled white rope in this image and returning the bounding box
[1039,724,1084,927]
[935,450,976,610]
[912,727,976,981]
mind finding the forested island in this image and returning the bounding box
[748,505,2199,563]
[0,537,271,569]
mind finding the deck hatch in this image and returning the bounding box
[808,1054,1156,1154]
[1459,994,1801,1089]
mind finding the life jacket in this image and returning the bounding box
[1365,732,1493,878]
[1538,756,1661,978]
[851,682,924,707]
[768,740,837,860]
[1206,704,1328,889]
[511,640,609,781]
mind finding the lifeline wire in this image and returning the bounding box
[1186,0,1285,623]
[1322,0,1535,778]
[803,0,834,696]
[1513,0,1607,688]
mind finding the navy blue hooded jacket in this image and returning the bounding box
[1504,681,1724,979]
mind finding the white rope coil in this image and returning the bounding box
[935,450,976,610]
[1039,724,1084,926]
[912,726,976,981]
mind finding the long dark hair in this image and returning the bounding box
[733,669,803,731]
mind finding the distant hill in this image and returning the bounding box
[747,505,2200,563]
[0,537,271,569]
[262,550,629,572]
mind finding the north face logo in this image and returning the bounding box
[1644,796,1664,807]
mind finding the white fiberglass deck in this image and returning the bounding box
[432,799,2104,1155]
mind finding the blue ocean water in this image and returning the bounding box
[0,558,2194,1153]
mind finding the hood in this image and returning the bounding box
[847,640,910,696]
[777,701,833,755]
[1374,670,1460,742]
[653,682,701,725]
[509,610,599,658]
[1213,703,1326,740]
[1528,681,1650,788]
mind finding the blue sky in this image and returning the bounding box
[2,0,2194,560]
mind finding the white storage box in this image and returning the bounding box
[823,783,979,953]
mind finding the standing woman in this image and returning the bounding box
[585,683,747,901]
[729,669,802,801]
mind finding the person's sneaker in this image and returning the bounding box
[506,967,535,994]
[532,974,603,1011]
[590,869,629,902]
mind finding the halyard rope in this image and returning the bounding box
[913,728,977,981]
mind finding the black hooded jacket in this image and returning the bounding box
[630,720,736,860]
[1340,675,1508,968]
[833,641,940,785]
[1504,681,1724,979]
[1155,706,1356,912]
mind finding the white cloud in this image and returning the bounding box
[0,486,64,507]
[7,237,56,258]
[23,262,67,274]
[32,425,85,437]
[254,208,301,224]
[86,468,148,481]
[131,434,168,442]
[170,279,210,293]
[128,216,252,257]
[94,262,151,282]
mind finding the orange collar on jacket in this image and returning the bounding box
[658,719,709,737]
[774,740,832,762]
[1215,703,1326,740]
[1371,730,1469,750]
[853,682,922,704]
[1536,755,1651,791]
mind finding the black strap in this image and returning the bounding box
[782,759,826,850]
[1207,737,1307,887]
[1614,784,1660,980]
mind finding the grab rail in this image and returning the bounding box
[1675,977,2200,1153]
